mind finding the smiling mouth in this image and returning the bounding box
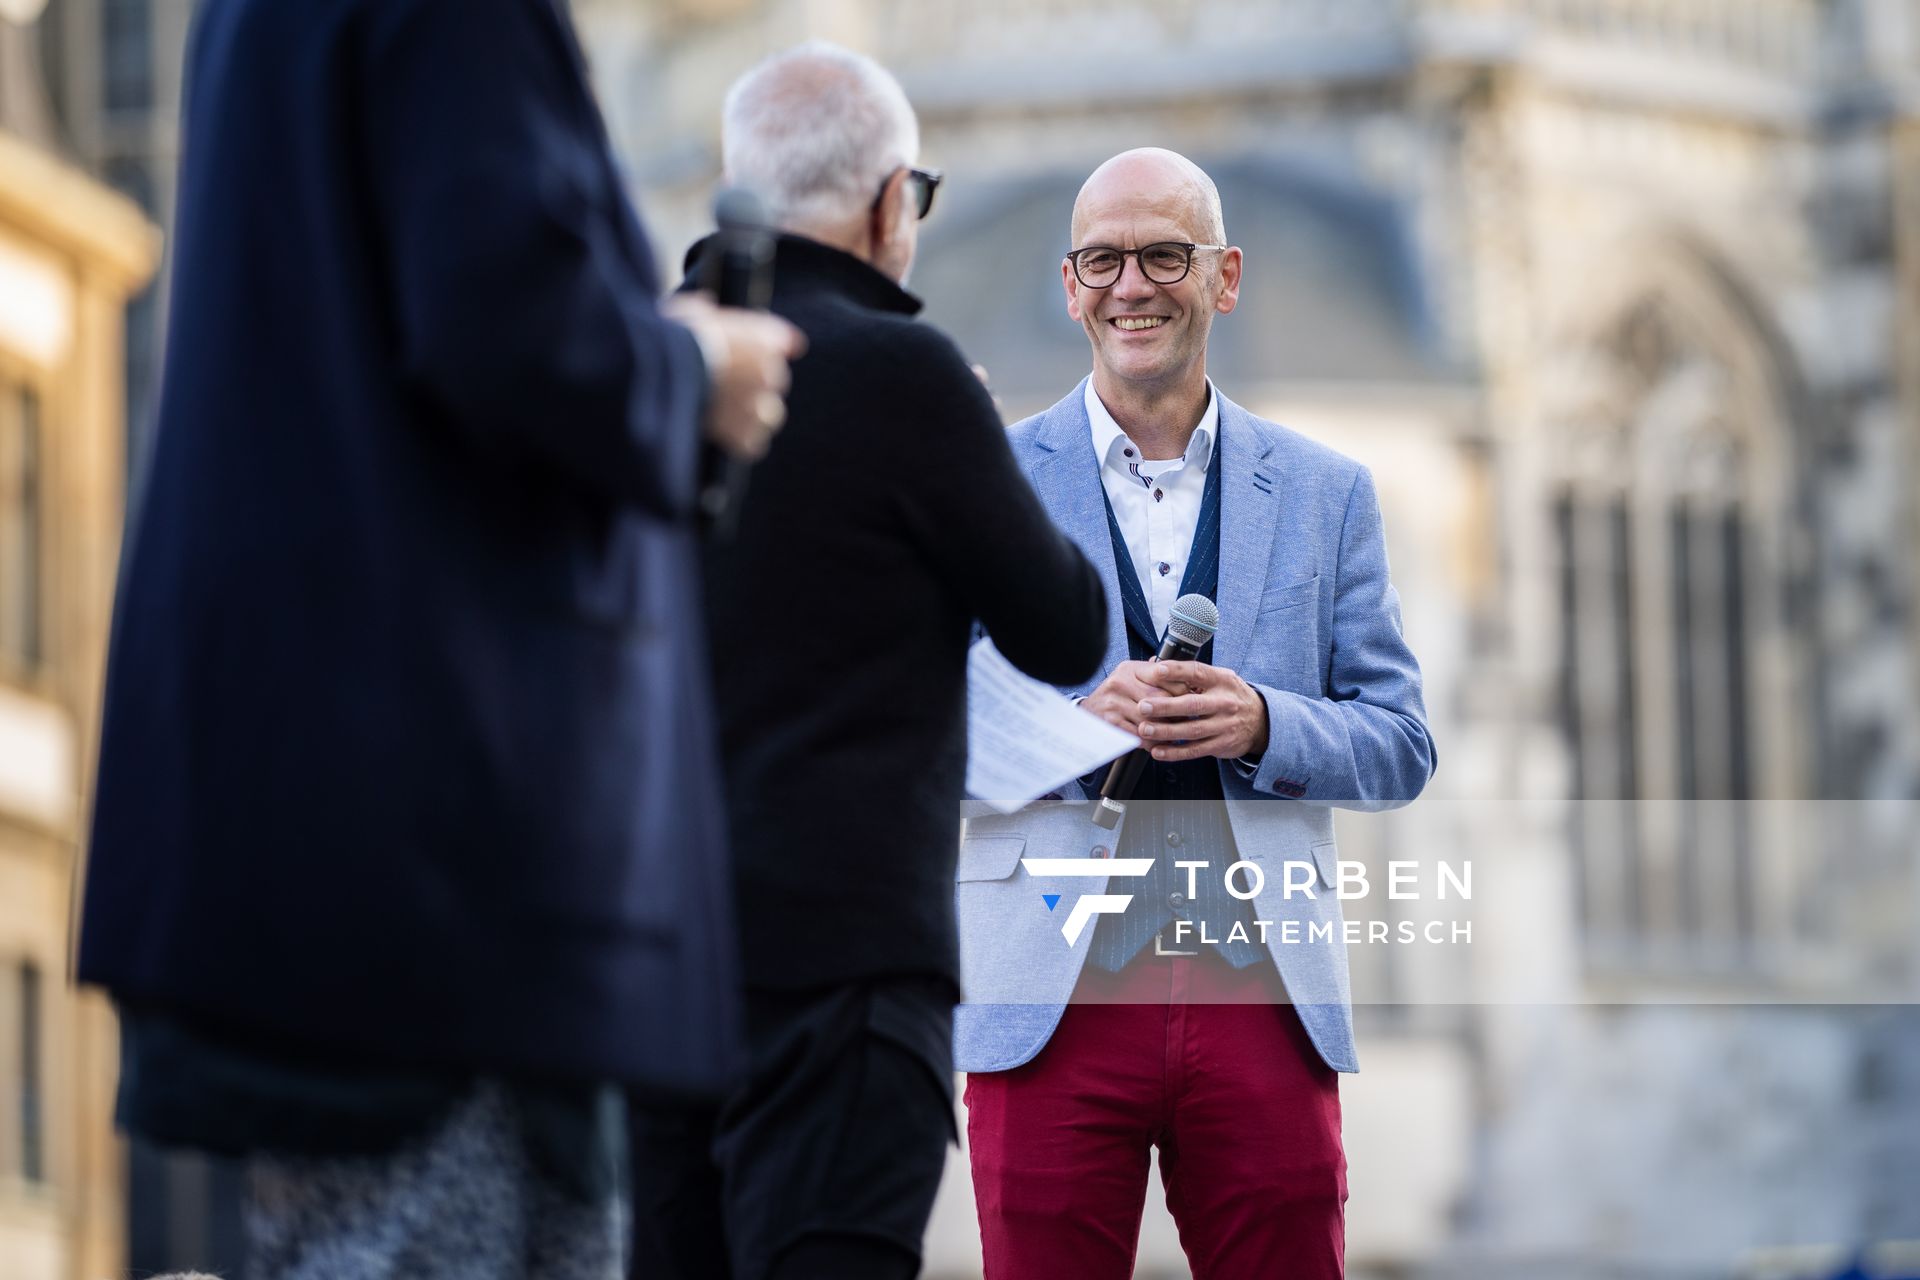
[1111,317,1168,331]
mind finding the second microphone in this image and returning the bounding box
[1092,591,1221,830]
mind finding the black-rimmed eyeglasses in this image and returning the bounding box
[1065,241,1225,288]
[873,166,944,221]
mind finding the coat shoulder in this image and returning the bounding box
[811,300,960,372]
[1006,382,1089,456]
[1241,410,1367,495]
[1006,409,1048,451]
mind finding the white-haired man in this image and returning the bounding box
[626,42,1106,1280]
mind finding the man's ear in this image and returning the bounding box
[1214,245,1244,316]
[1063,258,1085,323]
[869,168,911,256]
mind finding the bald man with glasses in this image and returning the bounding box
[954,148,1436,1279]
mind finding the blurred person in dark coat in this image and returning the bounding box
[626,41,1107,1280]
[75,0,800,1275]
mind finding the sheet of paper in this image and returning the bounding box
[965,639,1138,814]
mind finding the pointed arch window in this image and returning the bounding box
[1553,280,1796,977]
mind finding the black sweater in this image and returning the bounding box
[692,234,1107,991]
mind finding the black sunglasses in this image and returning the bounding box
[872,166,943,221]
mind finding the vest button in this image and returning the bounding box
[1169,891,1188,908]
[1091,845,1110,860]
[1166,831,1183,848]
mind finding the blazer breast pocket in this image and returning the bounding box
[1257,572,1320,618]
[1249,573,1324,693]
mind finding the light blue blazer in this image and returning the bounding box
[955,381,1436,1075]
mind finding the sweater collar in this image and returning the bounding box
[681,232,924,318]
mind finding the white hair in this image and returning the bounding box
[722,41,919,231]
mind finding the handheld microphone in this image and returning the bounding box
[697,187,777,539]
[1091,593,1220,831]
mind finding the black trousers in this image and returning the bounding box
[629,975,956,1280]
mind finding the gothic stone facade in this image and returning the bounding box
[583,1,1920,1274]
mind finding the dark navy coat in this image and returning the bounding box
[78,0,739,1094]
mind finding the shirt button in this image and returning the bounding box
[1154,489,1164,502]
[1158,562,1171,577]
[1169,892,1188,908]
[1123,447,1134,457]
[1166,831,1183,848]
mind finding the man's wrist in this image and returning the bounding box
[662,296,731,390]
[1232,687,1270,769]
[682,318,729,386]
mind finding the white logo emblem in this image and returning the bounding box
[1022,857,1155,945]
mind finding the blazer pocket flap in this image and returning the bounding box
[958,835,1028,883]
[1311,840,1340,889]
[1258,573,1320,616]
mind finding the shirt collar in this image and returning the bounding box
[1085,378,1218,476]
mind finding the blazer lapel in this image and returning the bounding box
[1211,393,1282,676]
[1026,380,1128,689]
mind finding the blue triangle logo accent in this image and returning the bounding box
[1042,894,1061,911]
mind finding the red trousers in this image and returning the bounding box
[964,953,1345,1280]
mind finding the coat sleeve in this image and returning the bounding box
[359,0,707,518]
[1247,465,1436,809]
[885,333,1108,687]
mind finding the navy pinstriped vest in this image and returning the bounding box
[1088,447,1267,971]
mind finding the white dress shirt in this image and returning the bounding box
[1086,378,1219,639]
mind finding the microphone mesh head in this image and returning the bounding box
[1168,594,1219,648]
[713,186,770,231]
